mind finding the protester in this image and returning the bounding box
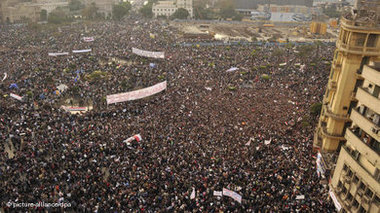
[0,19,335,211]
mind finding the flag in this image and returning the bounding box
[133,134,142,142]
[190,187,195,199]
[123,134,142,144]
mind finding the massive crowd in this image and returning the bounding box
[0,19,336,212]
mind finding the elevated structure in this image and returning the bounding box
[152,0,193,18]
[313,0,380,212]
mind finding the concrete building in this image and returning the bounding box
[33,0,69,15]
[329,62,380,212]
[313,0,380,212]
[152,0,193,18]
[84,0,119,16]
[0,0,69,23]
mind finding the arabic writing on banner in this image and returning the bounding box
[107,81,167,105]
[222,188,242,204]
[72,49,92,53]
[48,52,69,56]
[132,47,165,59]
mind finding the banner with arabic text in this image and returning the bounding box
[132,47,165,59]
[107,81,167,105]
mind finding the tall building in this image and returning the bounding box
[152,0,193,18]
[313,0,380,212]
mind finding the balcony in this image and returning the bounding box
[350,109,380,142]
[340,17,380,32]
[362,66,380,86]
[338,146,379,187]
[323,105,351,122]
[328,80,337,91]
[356,87,380,113]
[336,40,380,56]
[321,126,346,141]
[345,128,380,168]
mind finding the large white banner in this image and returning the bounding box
[10,93,23,101]
[48,52,69,57]
[132,47,165,59]
[223,188,242,204]
[107,81,167,105]
[72,49,92,53]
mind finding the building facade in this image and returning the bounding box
[84,0,119,16]
[313,0,380,212]
[330,61,380,212]
[152,0,193,18]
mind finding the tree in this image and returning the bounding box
[112,2,131,20]
[40,9,47,21]
[218,0,236,19]
[170,8,189,20]
[82,2,98,20]
[310,102,323,116]
[139,2,153,18]
[48,7,69,24]
[69,0,84,11]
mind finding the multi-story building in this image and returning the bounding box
[313,0,380,212]
[84,0,119,16]
[0,0,69,23]
[330,62,380,212]
[152,0,193,18]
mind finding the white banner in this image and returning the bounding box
[48,52,69,57]
[83,37,94,42]
[107,81,167,105]
[213,191,222,197]
[329,189,342,211]
[226,67,239,72]
[72,49,92,53]
[223,188,242,204]
[2,73,7,81]
[132,47,165,59]
[10,93,23,101]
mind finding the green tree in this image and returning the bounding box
[82,2,98,20]
[112,2,132,20]
[139,2,153,18]
[69,0,84,11]
[170,8,189,20]
[40,9,47,21]
[218,0,236,19]
[48,7,69,24]
[310,102,323,116]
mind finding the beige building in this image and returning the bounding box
[84,0,120,16]
[1,0,69,23]
[313,0,380,212]
[152,0,193,18]
[329,62,380,212]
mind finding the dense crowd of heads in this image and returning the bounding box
[0,19,336,211]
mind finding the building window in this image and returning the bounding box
[353,175,359,184]
[367,34,378,47]
[365,188,373,198]
[353,33,366,47]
